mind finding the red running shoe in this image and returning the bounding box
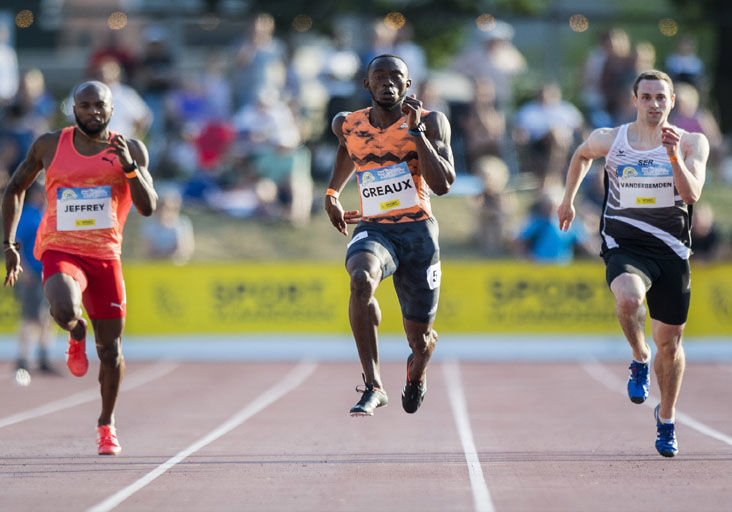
[65,318,88,377]
[97,425,121,455]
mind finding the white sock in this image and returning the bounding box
[633,357,650,365]
[659,415,674,424]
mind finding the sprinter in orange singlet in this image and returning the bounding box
[325,54,455,416]
[2,81,158,455]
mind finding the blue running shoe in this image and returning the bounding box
[654,404,678,458]
[627,360,649,404]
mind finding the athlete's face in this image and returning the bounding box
[633,79,675,126]
[73,87,113,137]
[365,58,411,110]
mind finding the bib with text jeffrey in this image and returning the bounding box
[617,162,675,208]
[357,162,418,217]
[56,186,114,231]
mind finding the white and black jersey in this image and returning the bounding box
[601,123,691,261]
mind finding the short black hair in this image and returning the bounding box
[633,69,674,97]
[366,54,408,76]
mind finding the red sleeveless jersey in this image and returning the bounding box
[34,127,133,260]
[342,108,432,223]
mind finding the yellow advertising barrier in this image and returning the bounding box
[1,262,731,335]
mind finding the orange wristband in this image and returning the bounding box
[326,188,340,199]
[125,169,139,179]
[669,155,678,162]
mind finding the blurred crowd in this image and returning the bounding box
[1,15,731,264]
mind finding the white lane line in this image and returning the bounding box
[580,360,732,447]
[443,360,495,512]
[0,361,179,429]
[86,360,318,512]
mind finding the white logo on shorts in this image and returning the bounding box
[347,230,368,249]
[426,261,441,290]
[110,302,125,310]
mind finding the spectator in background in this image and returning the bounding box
[600,28,636,124]
[394,23,428,93]
[141,188,194,265]
[475,155,516,257]
[0,101,36,179]
[137,26,177,141]
[87,32,138,84]
[201,53,233,121]
[15,69,57,135]
[233,13,287,110]
[515,186,591,264]
[321,27,361,125]
[669,82,723,167]
[609,40,659,125]
[634,41,656,72]
[513,82,584,187]
[453,20,527,109]
[361,20,398,75]
[0,22,19,106]
[232,89,312,224]
[13,183,58,385]
[690,203,721,262]
[164,76,208,134]
[419,78,450,120]
[665,35,705,89]
[581,29,616,128]
[460,77,506,174]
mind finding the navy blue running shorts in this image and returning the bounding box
[603,247,691,325]
[345,218,441,324]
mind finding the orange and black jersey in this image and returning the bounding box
[341,107,432,223]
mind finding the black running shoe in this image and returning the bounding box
[350,375,388,416]
[402,353,427,414]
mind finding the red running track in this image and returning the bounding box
[1,359,731,512]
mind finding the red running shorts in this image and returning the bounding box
[41,249,126,319]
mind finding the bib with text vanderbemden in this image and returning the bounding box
[617,162,674,208]
[56,186,114,231]
[357,162,418,217]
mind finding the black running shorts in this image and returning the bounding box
[346,218,441,323]
[603,247,691,325]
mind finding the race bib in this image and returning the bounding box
[56,186,114,231]
[357,162,418,217]
[617,163,675,208]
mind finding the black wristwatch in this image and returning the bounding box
[123,160,138,173]
[408,122,426,135]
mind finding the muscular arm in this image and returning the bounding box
[125,139,158,216]
[2,133,56,286]
[414,111,456,196]
[324,114,357,235]
[2,134,54,244]
[665,130,708,204]
[558,127,615,231]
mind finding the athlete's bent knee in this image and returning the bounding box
[49,304,82,327]
[615,292,644,315]
[97,341,123,367]
[350,268,376,298]
[408,329,437,355]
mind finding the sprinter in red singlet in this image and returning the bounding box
[325,54,455,416]
[2,81,158,455]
